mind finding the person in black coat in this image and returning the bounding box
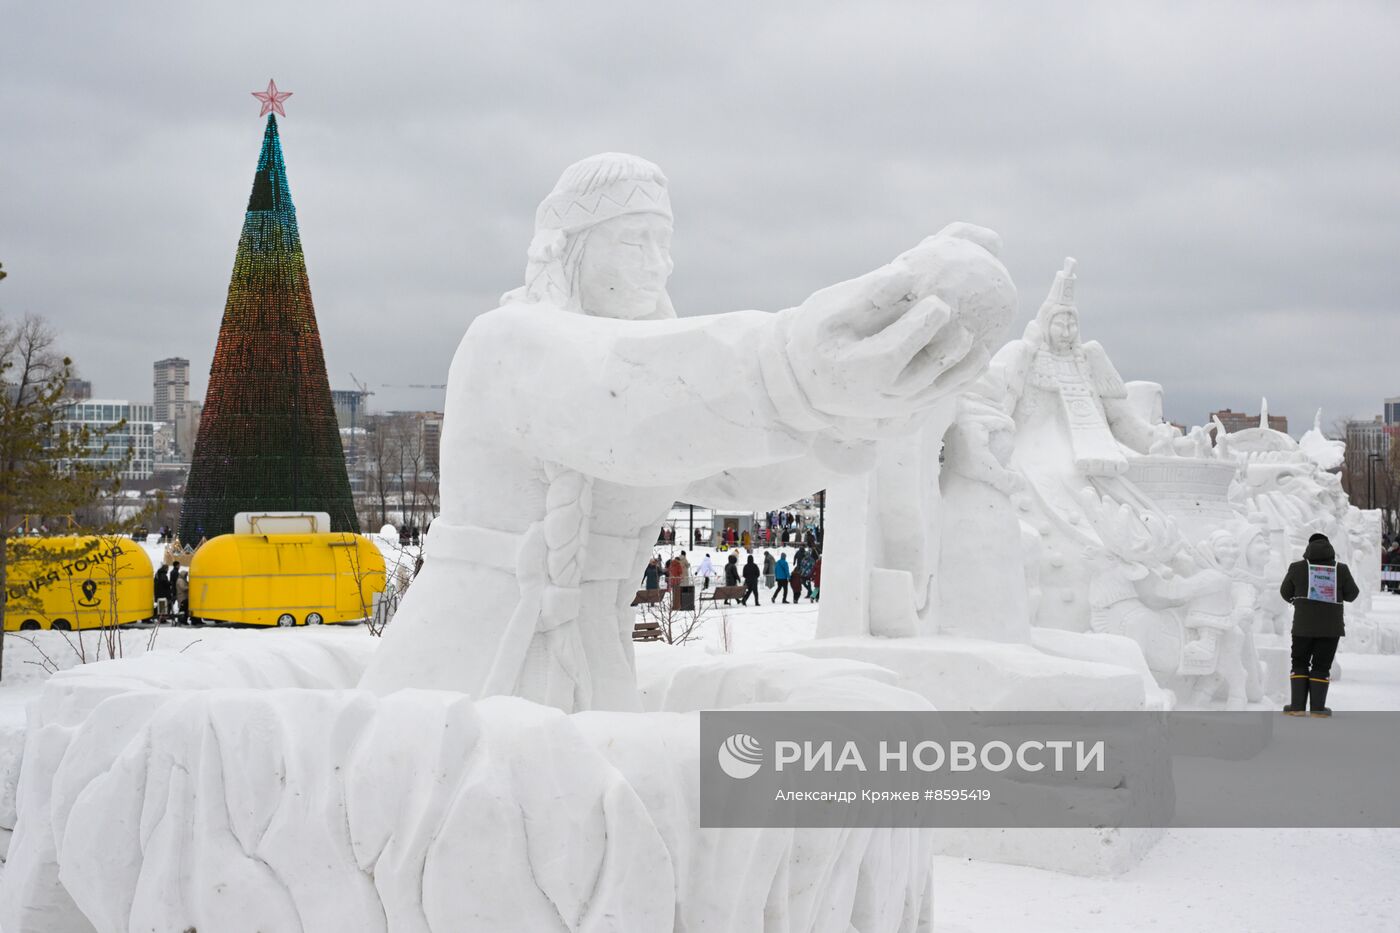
[153,564,171,621]
[723,555,741,604]
[741,555,762,606]
[1279,533,1360,717]
[641,558,662,590]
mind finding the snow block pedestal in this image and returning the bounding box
[785,636,1171,876]
[2,637,938,933]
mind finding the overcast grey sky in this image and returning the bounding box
[3,2,1398,431]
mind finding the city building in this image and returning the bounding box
[66,378,92,401]
[420,411,443,473]
[58,399,157,480]
[153,357,190,423]
[331,389,367,431]
[1345,417,1390,460]
[170,401,203,463]
[1344,416,1394,510]
[1385,396,1400,426]
[1208,408,1288,436]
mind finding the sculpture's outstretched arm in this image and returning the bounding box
[683,434,871,510]
[460,233,1013,488]
[458,305,822,487]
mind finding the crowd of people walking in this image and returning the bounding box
[643,543,822,609]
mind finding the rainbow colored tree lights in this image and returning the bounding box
[179,114,358,540]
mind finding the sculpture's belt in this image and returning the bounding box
[425,518,641,583]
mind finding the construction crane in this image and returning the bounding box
[346,374,376,463]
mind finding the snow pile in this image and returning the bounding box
[3,637,936,933]
[0,627,374,865]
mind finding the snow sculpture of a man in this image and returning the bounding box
[360,153,1017,711]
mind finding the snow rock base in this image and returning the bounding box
[2,639,936,933]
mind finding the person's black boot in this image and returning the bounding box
[1283,674,1309,716]
[1309,678,1331,718]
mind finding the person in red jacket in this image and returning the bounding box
[665,556,683,603]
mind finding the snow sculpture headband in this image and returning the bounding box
[534,153,673,235]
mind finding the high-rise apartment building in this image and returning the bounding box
[153,357,190,423]
[1384,397,1400,426]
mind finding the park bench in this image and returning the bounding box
[633,620,664,642]
[702,585,747,604]
[630,588,665,607]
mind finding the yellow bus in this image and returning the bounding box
[188,533,386,627]
[3,536,155,631]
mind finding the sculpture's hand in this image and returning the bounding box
[783,261,988,430]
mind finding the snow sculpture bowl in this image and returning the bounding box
[1124,455,1241,543]
[2,635,936,933]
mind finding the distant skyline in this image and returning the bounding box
[3,3,1398,429]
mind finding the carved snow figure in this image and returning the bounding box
[1082,495,1186,675]
[936,395,1031,640]
[1177,529,1258,709]
[1209,523,1269,703]
[1217,408,1361,635]
[360,153,1017,710]
[984,258,1175,630]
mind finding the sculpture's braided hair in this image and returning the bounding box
[539,461,593,703]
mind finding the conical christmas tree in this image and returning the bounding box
[180,114,358,540]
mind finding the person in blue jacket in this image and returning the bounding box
[774,553,792,603]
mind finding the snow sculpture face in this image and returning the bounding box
[1245,534,1270,570]
[1209,531,1240,569]
[508,152,677,321]
[1047,311,1079,352]
[578,214,675,320]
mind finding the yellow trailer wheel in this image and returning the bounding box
[306,612,324,625]
[276,613,296,627]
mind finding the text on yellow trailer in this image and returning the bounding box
[3,536,155,631]
[188,533,386,626]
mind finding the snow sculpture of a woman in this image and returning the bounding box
[360,153,1017,711]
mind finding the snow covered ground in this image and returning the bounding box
[3,574,1399,931]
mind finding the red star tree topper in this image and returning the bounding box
[252,79,292,117]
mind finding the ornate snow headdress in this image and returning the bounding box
[1022,257,1079,345]
[505,153,676,318]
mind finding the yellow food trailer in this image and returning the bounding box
[3,536,155,631]
[188,533,386,626]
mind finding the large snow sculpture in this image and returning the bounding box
[1213,408,1390,653]
[977,258,1176,632]
[360,152,1017,710]
[1,638,938,933]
